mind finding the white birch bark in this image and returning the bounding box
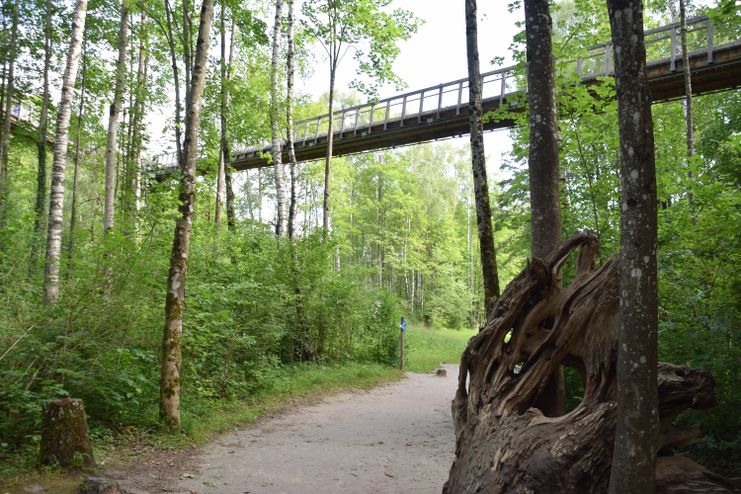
[103,1,129,232]
[270,0,286,236]
[44,0,88,304]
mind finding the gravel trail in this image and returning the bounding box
[151,365,458,494]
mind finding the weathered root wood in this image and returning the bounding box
[39,398,95,469]
[656,456,741,494]
[444,232,732,493]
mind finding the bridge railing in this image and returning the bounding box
[147,15,735,173]
[564,15,724,78]
[228,15,724,165]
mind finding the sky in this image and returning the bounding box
[297,0,524,179]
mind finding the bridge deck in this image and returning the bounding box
[148,16,741,174]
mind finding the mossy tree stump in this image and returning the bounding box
[39,398,95,469]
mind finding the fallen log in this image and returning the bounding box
[444,232,735,493]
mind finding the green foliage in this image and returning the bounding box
[494,4,741,473]
[405,324,474,373]
[301,0,420,97]
[1,0,739,481]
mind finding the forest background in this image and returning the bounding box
[0,0,738,478]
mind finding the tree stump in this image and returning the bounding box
[444,232,734,493]
[39,398,95,469]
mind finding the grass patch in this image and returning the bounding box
[405,325,474,373]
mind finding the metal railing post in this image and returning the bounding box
[400,95,407,127]
[338,110,345,137]
[302,120,310,145]
[707,19,714,63]
[418,90,425,123]
[436,84,443,119]
[456,81,464,115]
[384,100,391,130]
[670,27,677,71]
[313,117,321,145]
[369,103,375,133]
[499,73,506,105]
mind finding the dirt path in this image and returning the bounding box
[121,365,458,494]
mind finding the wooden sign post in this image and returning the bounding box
[400,316,406,370]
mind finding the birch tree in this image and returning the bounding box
[464,0,500,317]
[67,47,87,266]
[269,0,287,236]
[160,0,215,432]
[223,12,236,232]
[286,0,298,239]
[606,0,660,490]
[126,12,148,223]
[103,0,129,232]
[44,0,88,304]
[215,3,227,228]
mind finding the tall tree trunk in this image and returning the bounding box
[525,0,561,258]
[215,3,227,228]
[524,0,565,418]
[322,67,336,240]
[257,168,263,223]
[182,0,192,109]
[606,1,659,491]
[129,14,148,221]
[160,0,215,432]
[465,0,501,317]
[679,0,695,205]
[32,0,53,259]
[286,0,298,240]
[44,0,88,305]
[285,0,306,355]
[103,1,129,233]
[164,0,183,167]
[223,16,236,232]
[0,0,19,219]
[0,59,6,121]
[270,0,286,237]
[124,13,147,230]
[67,49,87,269]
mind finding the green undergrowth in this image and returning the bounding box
[0,362,402,484]
[405,324,474,373]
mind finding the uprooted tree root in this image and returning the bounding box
[444,232,740,494]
